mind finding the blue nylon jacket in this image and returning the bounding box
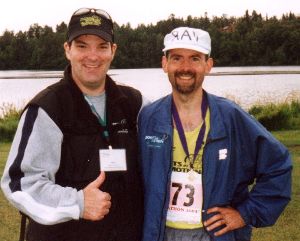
[138,92,292,241]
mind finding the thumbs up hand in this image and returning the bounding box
[83,171,111,221]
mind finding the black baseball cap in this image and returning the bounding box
[67,8,114,43]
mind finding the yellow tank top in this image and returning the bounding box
[166,109,210,229]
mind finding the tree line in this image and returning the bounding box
[0,10,299,70]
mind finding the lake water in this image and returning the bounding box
[0,66,300,116]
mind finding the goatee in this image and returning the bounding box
[174,71,196,95]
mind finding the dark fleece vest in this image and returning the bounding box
[25,66,144,241]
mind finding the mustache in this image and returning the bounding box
[174,71,196,78]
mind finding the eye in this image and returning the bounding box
[75,43,86,49]
[191,56,201,62]
[99,43,110,50]
[170,56,181,62]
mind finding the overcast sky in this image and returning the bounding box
[1,0,299,34]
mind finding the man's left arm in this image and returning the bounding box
[204,133,292,236]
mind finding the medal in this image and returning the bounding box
[188,169,197,181]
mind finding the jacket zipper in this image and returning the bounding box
[201,137,213,227]
[201,141,207,227]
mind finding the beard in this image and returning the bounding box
[173,70,197,95]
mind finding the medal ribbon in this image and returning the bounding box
[171,93,208,169]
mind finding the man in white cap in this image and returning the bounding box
[138,27,292,241]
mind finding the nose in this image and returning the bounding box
[180,59,192,71]
[86,48,99,61]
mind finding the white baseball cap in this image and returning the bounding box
[162,27,211,55]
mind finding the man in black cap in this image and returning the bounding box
[1,8,145,241]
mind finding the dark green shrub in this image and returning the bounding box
[249,101,300,131]
[256,105,290,130]
[0,103,21,142]
[248,105,264,116]
[290,100,300,117]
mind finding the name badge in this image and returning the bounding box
[99,148,127,171]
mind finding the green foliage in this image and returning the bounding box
[1,11,300,69]
[0,103,21,142]
[0,23,68,70]
[249,100,300,131]
[290,100,300,115]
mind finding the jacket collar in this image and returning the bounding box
[150,95,173,136]
[206,91,227,141]
[62,65,128,124]
[105,74,128,104]
[149,91,227,140]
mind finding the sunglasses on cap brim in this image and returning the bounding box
[72,8,112,20]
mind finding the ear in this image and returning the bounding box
[162,55,168,73]
[205,57,214,74]
[111,43,117,60]
[64,42,71,61]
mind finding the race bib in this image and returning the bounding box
[166,171,203,225]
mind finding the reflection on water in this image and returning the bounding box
[0,67,300,116]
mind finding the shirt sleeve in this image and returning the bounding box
[1,105,84,225]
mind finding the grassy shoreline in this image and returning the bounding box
[0,130,299,240]
[1,98,300,142]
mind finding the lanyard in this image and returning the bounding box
[171,93,208,168]
[84,95,110,145]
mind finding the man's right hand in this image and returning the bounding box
[83,171,111,221]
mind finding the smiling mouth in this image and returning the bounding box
[178,74,193,80]
[84,64,99,69]
[175,71,195,80]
